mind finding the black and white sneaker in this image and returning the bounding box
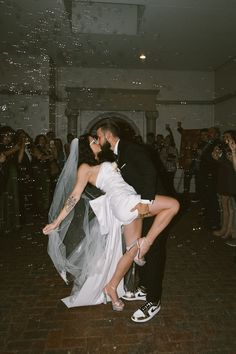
[121,287,147,301]
[131,301,161,323]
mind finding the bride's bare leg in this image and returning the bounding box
[138,195,179,258]
[104,219,142,306]
[105,196,179,306]
[123,218,143,250]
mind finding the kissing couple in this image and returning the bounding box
[43,120,179,321]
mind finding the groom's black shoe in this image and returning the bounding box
[131,301,161,323]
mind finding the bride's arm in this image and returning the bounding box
[42,164,91,234]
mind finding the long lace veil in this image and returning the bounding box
[48,138,79,225]
[47,138,106,286]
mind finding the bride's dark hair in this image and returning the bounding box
[78,133,116,166]
[78,134,99,167]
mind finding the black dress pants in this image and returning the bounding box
[138,217,168,303]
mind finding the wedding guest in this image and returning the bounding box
[14,129,34,225]
[0,126,21,235]
[32,134,53,216]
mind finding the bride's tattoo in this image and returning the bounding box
[65,195,77,213]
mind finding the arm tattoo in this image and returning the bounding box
[65,195,77,213]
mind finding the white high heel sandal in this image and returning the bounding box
[103,285,124,311]
[126,237,152,266]
[126,239,145,266]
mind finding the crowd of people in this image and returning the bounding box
[1,122,236,240]
[143,124,236,245]
[1,120,236,323]
[0,125,75,235]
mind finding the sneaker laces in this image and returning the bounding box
[140,301,155,313]
[138,286,147,294]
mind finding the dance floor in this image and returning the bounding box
[1,203,236,353]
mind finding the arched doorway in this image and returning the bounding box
[87,112,140,141]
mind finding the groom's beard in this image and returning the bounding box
[101,140,112,154]
[98,140,116,162]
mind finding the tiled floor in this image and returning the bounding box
[1,204,236,354]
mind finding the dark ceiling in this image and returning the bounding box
[0,0,236,71]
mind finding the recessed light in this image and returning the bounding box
[139,53,146,60]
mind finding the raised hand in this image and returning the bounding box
[42,221,59,235]
[0,153,6,163]
[228,138,236,153]
[212,145,222,160]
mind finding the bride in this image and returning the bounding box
[43,134,179,311]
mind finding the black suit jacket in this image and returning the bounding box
[117,140,157,201]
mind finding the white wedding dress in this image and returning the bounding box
[51,161,141,308]
[91,162,140,225]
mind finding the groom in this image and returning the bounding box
[96,119,169,323]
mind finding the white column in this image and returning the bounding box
[65,107,79,136]
[145,111,159,134]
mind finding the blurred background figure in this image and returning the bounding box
[31,134,54,217]
[160,124,178,194]
[156,134,164,153]
[133,134,143,145]
[225,133,236,247]
[198,127,221,230]
[177,122,201,207]
[146,132,158,151]
[212,130,236,240]
[14,129,34,225]
[54,138,66,170]
[0,126,21,235]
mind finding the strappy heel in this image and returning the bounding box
[103,285,124,311]
[126,240,146,266]
[136,237,152,262]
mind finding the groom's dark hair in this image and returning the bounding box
[96,119,120,138]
